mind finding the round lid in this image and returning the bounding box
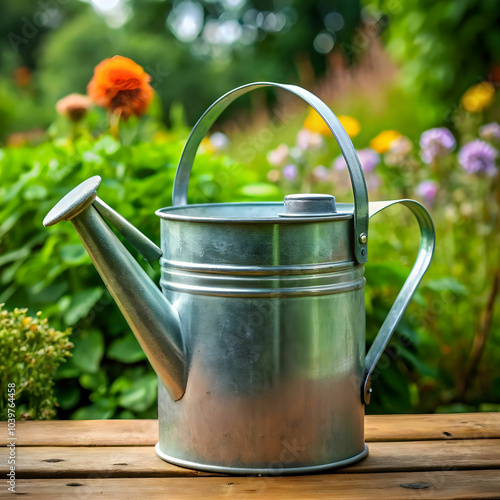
[156,194,352,223]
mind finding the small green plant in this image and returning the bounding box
[0,304,73,420]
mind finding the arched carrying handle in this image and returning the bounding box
[363,200,436,404]
[172,82,370,264]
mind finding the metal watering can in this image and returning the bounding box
[44,82,435,474]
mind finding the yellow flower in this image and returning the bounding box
[304,109,330,135]
[338,115,360,138]
[153,130,174,143]
[461,82,496,113]
[304,109,360,138]
[22,317,32,327]
[369,130,401,153]
[200,137,215,153]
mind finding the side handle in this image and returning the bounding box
[363,200,435,404]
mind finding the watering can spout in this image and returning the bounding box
[43,176,187,401]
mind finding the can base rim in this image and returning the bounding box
[155,443,369,475]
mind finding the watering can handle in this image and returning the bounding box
[363,199,435,404]
[172,82,370,264]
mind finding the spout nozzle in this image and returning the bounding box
[43,175,102,227]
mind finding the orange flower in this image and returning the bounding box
[87,55,154,119]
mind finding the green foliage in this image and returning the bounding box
[0,117,261,419]
[0,304,73,420]
[364,0,500,117]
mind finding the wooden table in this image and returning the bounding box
[1,413,500,499]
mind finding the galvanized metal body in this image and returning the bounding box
[42,81,436,475]
[155,202,366,472]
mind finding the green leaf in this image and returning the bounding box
[71,400,116,420]
[435,403,476,414]
[93,135,121,155]
[0,212,22,238]
[109,375,134,395]
[54,385,81,410]
[118,373,158,413]
[424,277,468,296]
[365,262,409,288]
[71,329,105,374]
[64,287,104,326]
[79,371,107,391]
[478,404,500,412]
[23,185,48,201]
[59,244,89,265]
[117,410,136,419]
[399,348,438,378]
[107,333,147,363]
[238,183,282,200]
[55,357,81,379]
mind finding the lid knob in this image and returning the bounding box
[280,193,337,218]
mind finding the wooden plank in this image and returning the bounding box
[2,413,499,447]
[2,439,499,479]
[12,470,500,499]
[0,419,158,447]
[366,413,500,442]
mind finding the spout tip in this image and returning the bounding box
[43,176,102,227]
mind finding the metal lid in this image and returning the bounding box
[279,194,337,217]
[156,198,352,223]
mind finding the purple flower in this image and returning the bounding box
[366,174,382,191]
[479,122,500,141]
[357,148,380,173]
[334,155,347,170]
[313,165,330,180]
[416,180,438,205]
[333,148,380,173]
[420,127,456,163]
[458,140,498,176]
[283,164,298,180]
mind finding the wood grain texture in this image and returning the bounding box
[2,439,499,479]
[13,470,500,499]
[0,419,158,447]
[2,413,499,447]
[365,413,500,442]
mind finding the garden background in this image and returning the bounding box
[1,0,500,420]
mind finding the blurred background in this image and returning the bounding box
[1,0,500,420]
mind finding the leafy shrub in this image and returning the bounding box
[0,124,264,419]
[0,304,72,420]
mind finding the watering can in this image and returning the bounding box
[43,82,435,474]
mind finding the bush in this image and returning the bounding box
[0,304,72,420]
